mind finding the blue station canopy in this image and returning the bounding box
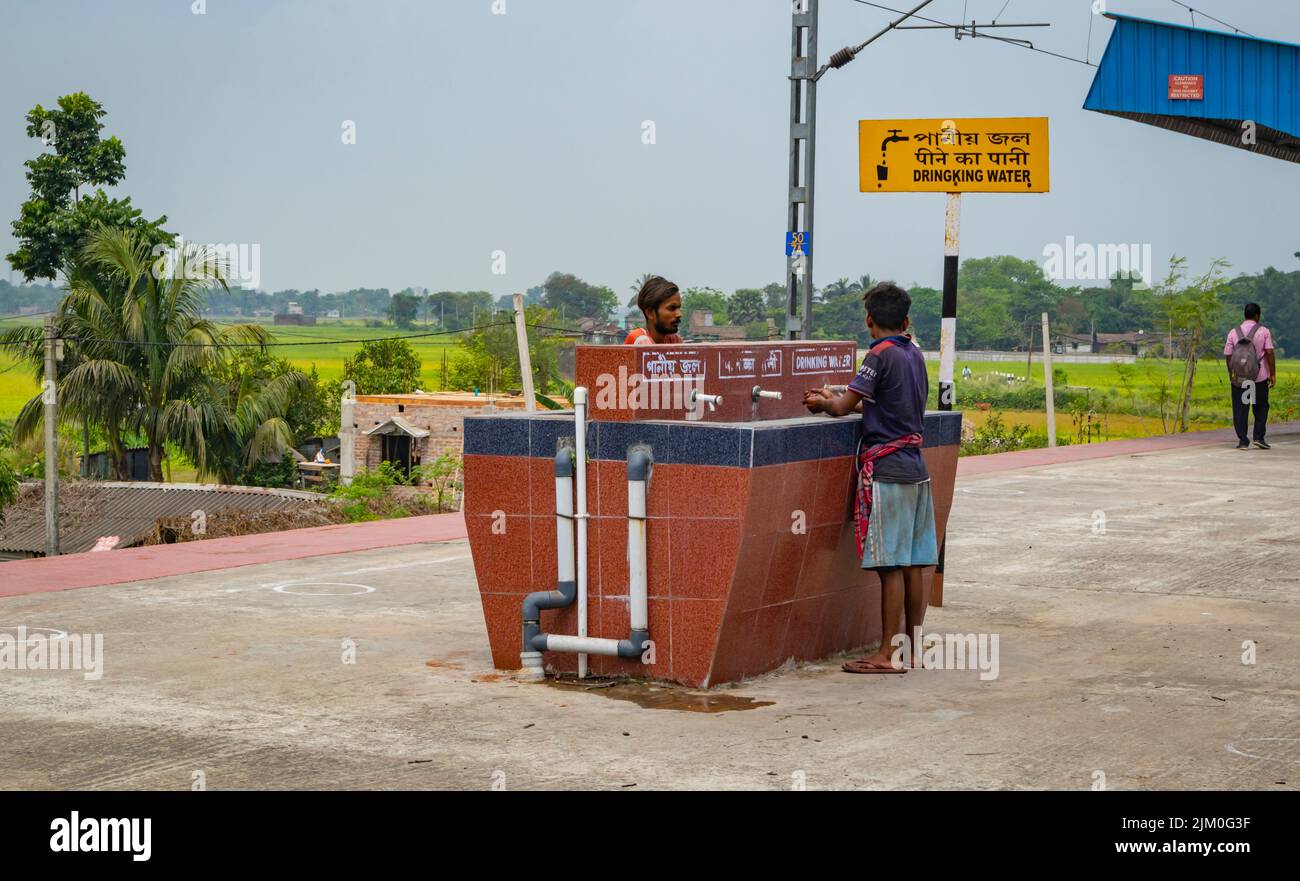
[1084,12,1300,163]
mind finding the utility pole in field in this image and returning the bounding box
[43,316,60,556]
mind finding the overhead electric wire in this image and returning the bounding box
[0,308,57,321]
[57,318,594,349]
[849,0,1097,67]
[1168,0,1252,36]
[62,320,515,348]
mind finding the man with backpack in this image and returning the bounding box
[1224,303,1277,450]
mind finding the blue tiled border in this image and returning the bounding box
[465,410,962,466]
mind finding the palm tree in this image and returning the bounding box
[628,271,655,308]
[854,274,875,295]
[0,258,136,478]
[44,226,273,480]
[820,277,853,304]
[189,357,309,484]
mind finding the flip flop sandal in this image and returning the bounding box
[841,659,907,674]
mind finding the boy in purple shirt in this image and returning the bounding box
[1224,303,1277,450]
[803,282,937,674]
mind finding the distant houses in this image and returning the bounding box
[574,316,624,344]
[688,310,747,341]
[1054,329,1189,357]
[274,301,316,326]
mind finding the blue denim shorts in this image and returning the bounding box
[861,479,939,570]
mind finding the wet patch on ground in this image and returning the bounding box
[544,675,774,713]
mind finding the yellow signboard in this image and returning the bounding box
[858,117,1050,193]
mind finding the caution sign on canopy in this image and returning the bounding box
[859,117,1050,193]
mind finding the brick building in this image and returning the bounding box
[347,391,566,480]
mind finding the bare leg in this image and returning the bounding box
[903,565,927,666]
[855,568,905,669]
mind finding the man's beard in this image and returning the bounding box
[654,317,679,336]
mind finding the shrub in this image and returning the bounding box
[416,451,463,513]
[0,458,18,526]
[329,461,410,522]
[959,411,1069,456]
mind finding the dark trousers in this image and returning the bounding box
[1231,380,1270,443]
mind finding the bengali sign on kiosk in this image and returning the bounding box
[859,117,1050,193]
[641,349,706,384]
[718,348,785,380]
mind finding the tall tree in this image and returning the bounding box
[449,304,563,395]
[342,338,423,394]
[1157,257,1231,432]
[388,290,420,328]
[8,93,169,282]
[627,271,656,308]
[541,272,616,320]
[192,349,312,485]
[730,288,765,325]
[820,277,853,305]
[679,286,728,332]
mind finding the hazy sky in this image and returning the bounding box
[2,0,1299,297]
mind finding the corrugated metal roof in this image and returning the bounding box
[0,482,324,557]
[1084,13,1300,163]
[364,415,431,438]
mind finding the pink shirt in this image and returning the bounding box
[1223,320,1274,381]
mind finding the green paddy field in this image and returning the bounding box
[0,319,465,420]
[2,317,1295,440]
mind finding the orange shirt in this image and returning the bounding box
[624,327,683,345]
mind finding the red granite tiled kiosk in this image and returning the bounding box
[464,341,960,687]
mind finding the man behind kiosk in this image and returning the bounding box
[803,282,937,674]
[624,276,684,345]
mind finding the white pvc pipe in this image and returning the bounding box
[556,466,574,585]
[627,470,648,634]
[543,634,623,657]
[574,387,589,678]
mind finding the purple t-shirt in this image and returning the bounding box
[847,336,929,483]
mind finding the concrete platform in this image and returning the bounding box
[1,431,1296,790]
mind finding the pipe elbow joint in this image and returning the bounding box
[522,580,576,621]
[617,628,651,659]
[627,446,653,482]
[554,446,573,478]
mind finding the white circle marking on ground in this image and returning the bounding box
[1224,737,1300,764]
[267,582,376,596]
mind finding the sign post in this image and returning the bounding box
[1042,311,1057,448]
[858,116,1050,607]
[858,115,1051,409]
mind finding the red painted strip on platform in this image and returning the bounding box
[958,421,1300,478]
[0,511,467,598]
